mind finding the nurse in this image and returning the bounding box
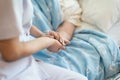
[0,0,87,80]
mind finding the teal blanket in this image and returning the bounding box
[32,0,120,80]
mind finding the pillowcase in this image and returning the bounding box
[78,0,120,32]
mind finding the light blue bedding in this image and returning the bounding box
[32,0,120,80]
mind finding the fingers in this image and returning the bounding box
[48,31,65,45]
[48,31,70,46]
[59,36,70,46]
[48,31,60,40]
[64,38,70,45]
[47,39,65,52]
[40,32,54,38]
[47,44,65,52]
[59,37,65,45]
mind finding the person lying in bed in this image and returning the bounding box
[32,0,120,80]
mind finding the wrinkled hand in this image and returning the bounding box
[48,31,70,46]
[47,39,65,52]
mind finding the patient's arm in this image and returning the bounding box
[45,21,75,52]
[56,0,82,41]
[57,21,75,41]
[47,0,82,51]
[46,21,75,52]
[48,0,82,44]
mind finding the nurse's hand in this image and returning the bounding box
[47,38,65,52]
[48,31,70,46]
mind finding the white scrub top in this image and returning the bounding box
[0,0,41,80]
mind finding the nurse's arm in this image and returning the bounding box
[0,36,62,62]
[30,25,45,38]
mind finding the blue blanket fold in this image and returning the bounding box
[32,0,120,80]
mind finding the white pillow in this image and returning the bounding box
[78,0,120,32]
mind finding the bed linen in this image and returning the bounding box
[31,0,120,80]
[108,22,120,46]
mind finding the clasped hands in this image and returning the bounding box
[42,31,70,52]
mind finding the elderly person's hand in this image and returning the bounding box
[47,31,70,52]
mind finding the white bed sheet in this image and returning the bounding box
[108,21,120,46]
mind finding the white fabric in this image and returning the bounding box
[0,0,33,41]
[13,59,87,80]
[60,0,120,32]
[59,0,82,28]
[0,55,31,80]
[108,22,120,46]
[79,0,118,32]
[107,0,120,46]
[0,0,21,40]
[35,62,88,80]
[0,0,34,80]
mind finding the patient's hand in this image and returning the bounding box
[48,31,70,45]
[47,31,70,52]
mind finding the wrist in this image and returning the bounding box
[57,21,75,40]
[44,37,56,46]
[57,31,71,40]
